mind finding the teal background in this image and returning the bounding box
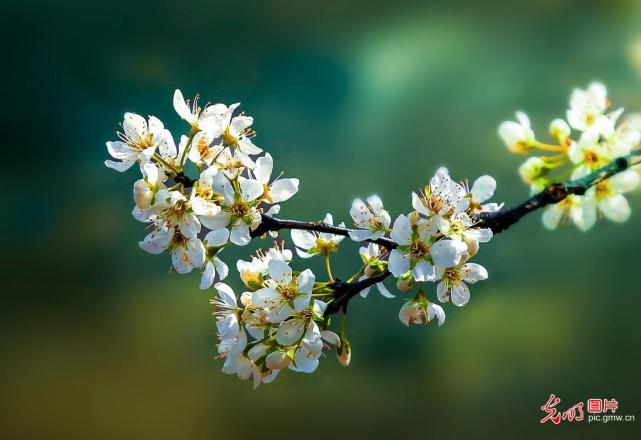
[2,0,641,438]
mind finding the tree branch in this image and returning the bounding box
[477,151,640,233]
[249,151,640,315]
[250,214,397,249]
[325,271,391,315]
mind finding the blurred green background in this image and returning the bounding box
[3,0,641,438]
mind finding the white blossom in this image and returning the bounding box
[498,111,535,153]
[436,262,488,307]
[105,113,174,172]
[291,213,346,258]
[348,195,391,241]
[252,260,315,323]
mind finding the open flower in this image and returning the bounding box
[173,89,226,134]
[139,225,205,274]
[252,260,315,323]
[542,195,596,232]
[582,171,640,224]
[217,103,263,155]
[275,300,325,346]
[291,214,346,258]
[466,175,503,214]
[152,190,201,239]
[388,213,467,282]
[436,261,488,306]
[105,113,174,172]
[566,82,608,133]
[236,244,293,291]
[190,165,222,219]
[412,171,469,218]
[252,153,299,204]
[348,195,391,241]
[399,293,445,326]
[498,111,536,153]
[199,173,263,245]
[216,147,256,179]
[188,130,224,166]
[219,329,253,381]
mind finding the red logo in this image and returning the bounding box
[540,394,628,424]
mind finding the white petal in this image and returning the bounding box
[230,222,251,246]
[412,261,435,282]
[204,228,230,247]
[200,261,215,289]
[427,303,445,326]
[600,194,631,223]
[291,229,317,250]
[388,249,410,277]
[296,269,316,294]
[411,192,431,217]
[104,159,135,172]
[173,89,194,123]
[461,263,488,283]
[240,179,264,202]
[451,282,470,307]
[252,287,280,309]
[276,320,306,346]
[269,179,299,203]
[348,229,374,242]
[268,259,293,285]
[254,154,273,184]
[436,281,449,303]
[123,112,147,141]
[238,137,262,155]
[213,257,229,281]
[390,214,411,246]
[376,282,395,298]
[471,175,496,203]
[430,239,464,268]
[200,212,232,230]
[542,205,563,230]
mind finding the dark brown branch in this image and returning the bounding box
[477,153,639,233]
[325,271,391,315]
[173,172,196,187]
[250,214,397,249]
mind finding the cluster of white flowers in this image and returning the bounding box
[499,82,641,231]
[113,87,641,388]
[212,247,341,388]
[106,90,299,284]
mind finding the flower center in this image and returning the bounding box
[196,186,213,200]
[428,196,453,216]
[583,150,600,166]
[315,239,338,255]
[410,240,430,260]
[279,284,297,300]
[231,202,249,218]
[444,268,462,285]
[223,129,238,147]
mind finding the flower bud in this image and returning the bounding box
[265,350,291,370]
[396,273,415,292]
[464,236,479,258]
[549,118,571,144]
[337,338,351,367]
[518,157,548,184]
[133,179,153,209]
[498,111,535,153]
